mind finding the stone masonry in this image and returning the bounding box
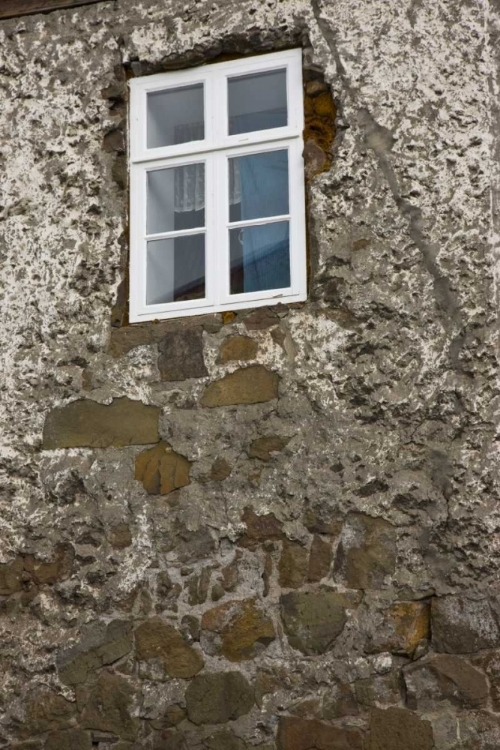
[1,0,500,748]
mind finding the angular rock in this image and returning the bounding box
[432,596,500,653]
[24,543,74,586]
[80,672,138,740]
[334,513,396,589]
[365,601,430,656]
[280,590,349,654]
[239,507,284,549]
[200,365,279,407]
[322,682,359,719]
[277,716,364,750]
[201,598,275,661]
[23,687,75,736]
[109,523,132,549]
[243,308,279,330]
[218,336,258,363]
[43,397,160,449]
[354,671,402,708]
[0,557,24,596]
[158,328,208,381]
[404,654,489,710]
[249,436,289,461]
[308,535,332,583]
[303,503,342,536]
[58,620,133,687]
[303,139,328,180]
[45,730,91,750]
[134,617,204,678]
[475,650,500,711]
[278,540,308,589]
[135,442,191,495]
[185,672,254,725]
[369,707,434,750]
[210,458,232,481]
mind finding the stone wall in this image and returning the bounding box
[1,0,500,748]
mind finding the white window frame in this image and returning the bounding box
[128,48,307,323]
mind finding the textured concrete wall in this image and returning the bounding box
[1,0,500,748]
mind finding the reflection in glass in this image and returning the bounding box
[146,235,205,305]
[229,150,288,223]
[147,84,204,149]
[230,221,290,294]
[228,69,287,135]
[147,164,205,235]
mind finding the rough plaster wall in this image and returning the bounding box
[0,0,499,748]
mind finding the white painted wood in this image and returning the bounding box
[129,48,306,323]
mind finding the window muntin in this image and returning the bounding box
[129,49,306,322]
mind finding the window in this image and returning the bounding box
[129,49,307,323]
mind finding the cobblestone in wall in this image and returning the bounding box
[1,0,500,748]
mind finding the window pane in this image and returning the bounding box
[147,164,205,235]
[228,69,287,135]
[146,235,205,305]
[229,150,289,223]
[230,221,290,294]
[147,84,204,149]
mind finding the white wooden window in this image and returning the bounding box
[129,49,307,323]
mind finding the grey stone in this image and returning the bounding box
[432,596,500,653]
[185,672,254,725]
[158,328,208,381]
[280,590,349,654]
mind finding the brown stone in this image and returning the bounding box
[58,620,133,687]
[158,328,208,381]
[239,507,284,549]
[475,650,500,711]
[431,596,500,653]
[249,436,290,461]
[308,536,332,583]
[280,590,349,655]
[218,336,258,363]
[24,543,74,586]
[404,654,489,710]
[369,707,434,750]
[134,617,204,678]
[322,681,359,719]
[313,91,336,118]
[80,672,139,740]
[0,557,24,596]
[366,601,431,656]
[278,540,308,589]
[303,139,328,180]
[24,687,75,736]
[243,308,279,330]
[201,598,275,661]
[135,442,191,495]
[185,672,254,725]
[303,504,342,536]
[354,671,403,708]
[109,523,132,550]
[200,365,279,407]
[43,397,160,449]
[277,716,364,750]
[45,730,91,750]
[334,513,396,589]
[109,317,219,358]
[210,458,232,481]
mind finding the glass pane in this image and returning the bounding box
[147,164,205,235]
[147,84,204,149]
[230,221,290,295]
[146,235,205,305]
[228,69,287,135]
[229,150,289,223]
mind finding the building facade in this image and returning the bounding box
[1,0,500,748]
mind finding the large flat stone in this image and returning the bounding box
[369,707,434,750]
[135,442,191,495]
[134,617,204,678]
[334,513,396,589]
[43,397,160,449]
[280,590,349,655]
[200,365,279,407]
[277,716,364,750]
[185,672,254,725]
[404,654,489,710]
[432,596,500,653]
[158,328,208,381]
